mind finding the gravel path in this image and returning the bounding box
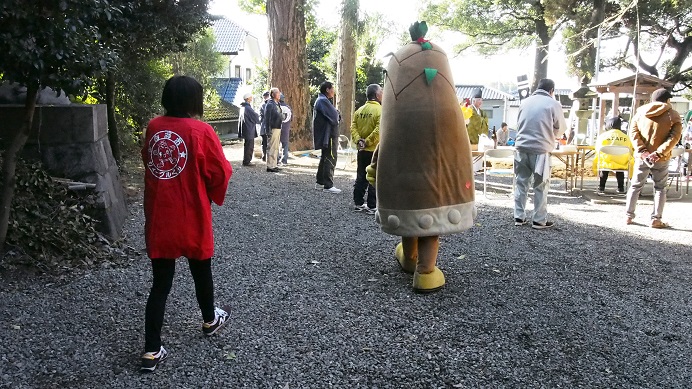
[1,144,691,388]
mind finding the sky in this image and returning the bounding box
[208,0,596,90]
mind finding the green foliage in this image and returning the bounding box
[110,0,211,60]
[238,0,267,14]
[6,159,115,271]
[167,28,226,94]
[252,59,270,98]
[307,24,337,107]
[422,0,565,55]
[0,0,121,93]
[115,58,171,141]
[355,40,385,108]
[353,14,387,108]
[307,26,338,90]
[166,28,226,119]
[88,24,223,152]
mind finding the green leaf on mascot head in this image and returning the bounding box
[409,21,428,41]
[424,68,438,85]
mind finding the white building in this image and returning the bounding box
[207,18,264,137]
[455,85,515,133]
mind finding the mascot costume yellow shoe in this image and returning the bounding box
[368,22,476,293]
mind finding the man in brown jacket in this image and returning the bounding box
[625,88,682,228]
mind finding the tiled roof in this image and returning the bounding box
[455,85,514,101]
[205,101,238,122]
[212,77,242,105]
[211,18,248,54]
[205,78,243,121]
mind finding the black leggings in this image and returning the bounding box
[144,258,215,352]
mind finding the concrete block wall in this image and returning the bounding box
[0,104,127,240]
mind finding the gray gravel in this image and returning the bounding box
[1,143,691,388]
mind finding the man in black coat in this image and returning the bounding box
[264,87,283,173]
[238,93,260,166]
[312,81,341,193]
[259,91,270,161]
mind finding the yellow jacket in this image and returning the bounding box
[592,129,634,175]
[350,100,381,152]
[466,106,488,145]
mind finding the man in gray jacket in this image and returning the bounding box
[513,78,567,229]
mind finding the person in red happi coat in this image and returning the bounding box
[140,76,233,372]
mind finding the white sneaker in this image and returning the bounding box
[365,207,376,215]
[323,187,342,194]
[314,183,323,190]
[354,204,367,212]
[202,306,230,336]
[141,346,168,372]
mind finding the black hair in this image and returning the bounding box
[161,76,204,118]
[536,78,555,93]
[366,84,381,100]
[605,116,622,130]
[319,81,333,95]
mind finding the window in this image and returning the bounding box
[245,68,252,82]
[234,65,241,78]
[483,109,493,119]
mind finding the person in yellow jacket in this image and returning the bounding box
[350,84,382,214]
[592,116,633,194]
[466,88,488,147]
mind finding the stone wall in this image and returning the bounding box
[0,104,127,240]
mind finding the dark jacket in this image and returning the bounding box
[279,102,292,143]
[312,93,340,149]
[238,101,259,140]
[264,99,283,131]
[259,99,269,136]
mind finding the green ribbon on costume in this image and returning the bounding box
[424,68,438,85]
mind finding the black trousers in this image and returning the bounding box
[243,137,254,165]
[353,150,376,208]
[316,138,337,189]
[144,258,215,352]
[599,171,625,191]
[261,134,268,160]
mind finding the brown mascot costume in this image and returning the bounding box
[367,21,476,293]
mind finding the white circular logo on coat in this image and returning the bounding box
[147,130,187,180]
[281,105,292,123]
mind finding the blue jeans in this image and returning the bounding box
[278,141,289,164]
[513,151,550,224]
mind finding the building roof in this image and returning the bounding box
[591,73,674,89]
[211,18,249,54]
[213,77,242,105]
[205,101,238,122]
[455,85,514,101]
[205,78,243,122]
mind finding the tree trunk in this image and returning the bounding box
[0,84,38,251]
[532,8,551,92]
[664,35,692,82]
[585,0,606,80]
[106,71,121,164]
[267,0,311,150]
[336,0,359,137]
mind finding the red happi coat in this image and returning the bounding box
[142,116,232,259]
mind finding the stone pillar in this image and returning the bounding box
[0,104,127,240]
